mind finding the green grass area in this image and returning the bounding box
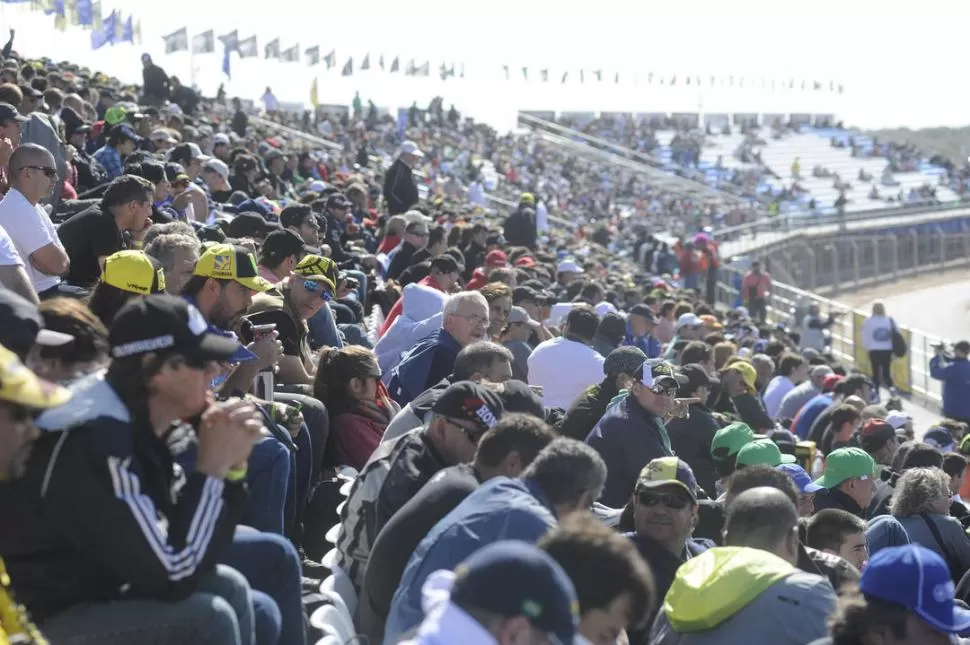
[866,127,970,164]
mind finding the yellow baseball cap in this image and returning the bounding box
[724,360,758,393]
[0,344,70,410]
[102,250,166,295]
[193,244,274,293]
[292,255,337,293]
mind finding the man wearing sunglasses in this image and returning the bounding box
[247,253,336,386]
[586,361,691,507]
[625,457,709,630]
[0,143,70,299]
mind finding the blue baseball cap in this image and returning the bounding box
[775,463,824,493]
[450,541,579,645]
[860,544,970,633]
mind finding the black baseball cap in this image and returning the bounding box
[109,295,240,361]
[451,541,578,645]
[0,102,27,124]
[325,193,351,210]
[0,290,74,360]
[432,381,504,435]
[497,380,544,418]
[513,285,539,305]
[262,229,310,260]
[227,212,280,239]
[629,304,657,323]
[678,363,719,396]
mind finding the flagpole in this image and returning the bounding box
[189,34,196,90]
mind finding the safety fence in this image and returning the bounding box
[716,268,946,407]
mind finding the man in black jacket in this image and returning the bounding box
[503,193,538,250]
[386,220,428,282]
[0,296,266,643]
[382,141,421,215]
[667,364,722,496]
[560,346,646,441]
[140,54,170,106]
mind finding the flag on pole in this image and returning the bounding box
[310,76,319,108]
[264,38,279,59]
[237,36,257,58]
[323,50,335,69]
[163,27,188,53]
[389,56,399,73]
[379,54,384,70]
[192,30,214,54]
[361,53,370,70]
[341,57,352,76]
[218,30,238,51]
[305,45,320,66]
[76,0,92,25]
[281,44,299,62]
[120,15,133,42]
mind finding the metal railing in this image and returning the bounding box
[716,267,945,407]
[518,112,747,204]
[717,202,970,258]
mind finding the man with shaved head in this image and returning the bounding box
[651,486,836,645]
[0,143,73,299]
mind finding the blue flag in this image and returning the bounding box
[90,23,109,49]
[101,9,116,44]
[76,0,92,25]
[222,41,231,78]
[121,15,132,42]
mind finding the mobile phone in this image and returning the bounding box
[251,323,277,340]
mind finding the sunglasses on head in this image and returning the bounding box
[302,280,332,301]
[637,490,691,510]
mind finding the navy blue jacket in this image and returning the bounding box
[586,395,672,507]
[930,355,970,420]
[387,328,461,406]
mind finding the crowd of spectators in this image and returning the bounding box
[1,34,970,645]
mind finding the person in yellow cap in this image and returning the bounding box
[0,343,71,645]
[182,243,274,331]
[721,359,774,432]
[246,254,336,385]
[86,250,166,326]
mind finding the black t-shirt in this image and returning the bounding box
[56,203,124,288]
[358,463,479,644]
[246,308,303,357]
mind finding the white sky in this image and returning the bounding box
[3,0,969,129]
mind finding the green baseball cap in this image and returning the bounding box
[711,422,763,460]
[736,439,797,467]
[814,447,876,489]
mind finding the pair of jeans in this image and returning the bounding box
[174,438,290,535]
[224,527,306,645]
[38,565,256,645]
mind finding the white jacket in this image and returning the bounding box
[375,284,447,374]
[861,314,894,351]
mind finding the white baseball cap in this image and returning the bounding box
[202,159,230,182]
[399,141,424,158]
[885,411,912,430]
[557,260,584,274]
[213,133,231,147]
[675,313,702,329]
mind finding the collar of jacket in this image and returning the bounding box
[820,487,865,517]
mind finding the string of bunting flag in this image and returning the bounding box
[160,27,463,83]
[0,0,143,49]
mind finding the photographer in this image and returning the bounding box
[930,340,970,426]
[800,303,843,353]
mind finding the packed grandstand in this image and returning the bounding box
[1,13,970,645]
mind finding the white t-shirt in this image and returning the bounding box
[0,223,24,267]
[0,189,63,292]
[528,336,605,410]
[861,314,894,352]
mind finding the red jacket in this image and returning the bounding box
[332,398,397,469]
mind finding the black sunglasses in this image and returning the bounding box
[637,490,690,510]
[22,165,57,178]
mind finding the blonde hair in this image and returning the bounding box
[890,467,950,517]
